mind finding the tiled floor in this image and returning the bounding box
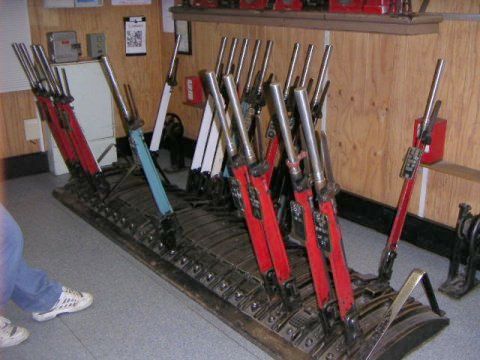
[0,167,478,359]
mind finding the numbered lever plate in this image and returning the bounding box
[314,210,330,253]
[229,178,245,213]
[400,147,423,180]
[290,201,306,244]
[248,185,262,220]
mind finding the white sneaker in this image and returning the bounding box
[0,316,29,348]
[32,287,93,322]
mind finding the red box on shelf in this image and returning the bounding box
[184,76,205,106]
[413,117,447,164]
[191,0,219,8]
[363,0,390,14]
[329,0,363,13]
[239,0,269,10]
[274,0,303,11]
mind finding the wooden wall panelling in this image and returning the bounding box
[0,91,39,159]
[424,19,480,225]
[326,31,425,211]
[28,0,166,138]
[18,0,479,228]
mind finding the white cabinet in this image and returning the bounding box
[47,60,117,175]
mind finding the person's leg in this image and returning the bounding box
[1,203,93,325]
[0,204,62,313]
[0,204,31,347]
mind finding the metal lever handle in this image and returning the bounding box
[19,44,44,90]
[223,74,256,165]
[12,43,36,89]
[244,39,261,96]
[224,38,238,76]
[100,56,131,122]
[33,45,62,96]
[283,43,300,101]
[215,37,228,78]
[295,87,326,195]
[54,67,66,97]
[299,44,315,88]
[255,40,273,95]
[421,59,445,134]
[30,45,56,95]
[61,68,72,98]
[167,34,181,82]
[234,38,249,87]
[270,82,302,179]
[312,45,333,109]
[319,131,337,193]
[204,71,237,159]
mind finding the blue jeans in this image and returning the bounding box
[0,204,62,312]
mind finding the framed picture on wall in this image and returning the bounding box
[174,20,191,55]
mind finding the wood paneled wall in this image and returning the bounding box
[0,91,39,158]
[178,15,480,227]
[1,0,478,227]
[28,0,168,138]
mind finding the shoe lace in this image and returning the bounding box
[0,316,10,329]
[54,287,83,310]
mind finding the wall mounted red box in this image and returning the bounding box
[329,0,363,13]
[184,76,205,106]
[239,0,269,10]
[274,0,304,11]
[413,118,447,164]
[363,0,390,14]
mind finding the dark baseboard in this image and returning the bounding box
[1,152,49,180]
[336,190,456,261]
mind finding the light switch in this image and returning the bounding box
[24,118,40,141]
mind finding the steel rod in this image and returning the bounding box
[270,82,301,178]
[30,45,55,94]
[234,38,249,87]
[283,43,300,100]
[204,71,237,159]
[215,37,228,77]
[61,68,72,98]
[295,87,326,194]
[244,39,261,96]
[256,40,273,95]
[11,43,35,89]
[421,59,445,134]
[19,44,44,90]
[299,44,315,88]
[224,38,238,76]
[34,45,62,96]
[312,45,332,108]
[167,34,181,81]
[224,74,256,165]
[100,56,131,122]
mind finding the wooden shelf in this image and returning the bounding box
[170,7,442,35]
[422,161,480,184]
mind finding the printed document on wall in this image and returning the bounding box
[112,0,151,5]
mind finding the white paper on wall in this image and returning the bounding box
[125,17,147,55]
[43,0,75,8]
[112,0,152,5]
[0,0,32,93]
[162,0,175,33]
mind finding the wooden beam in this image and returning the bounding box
[170,7,442,35]
[423,161,480,184]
